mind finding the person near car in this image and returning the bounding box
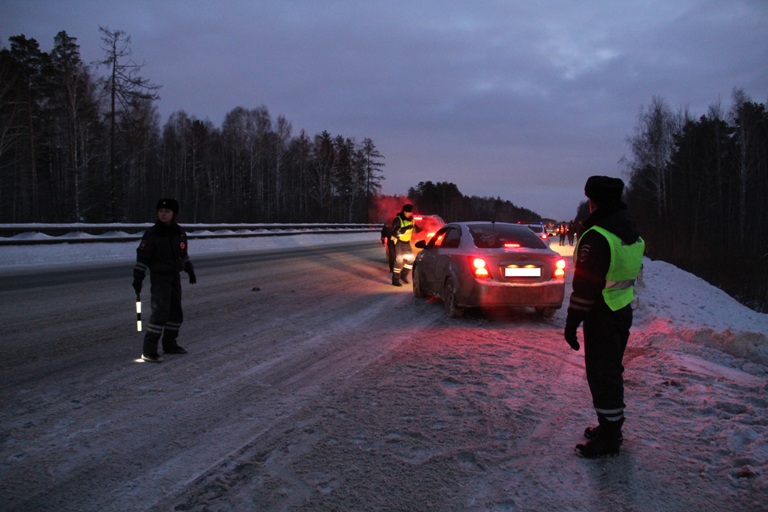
[390,203,421,287]
[564,176,645,458]
[132,198,197,363]
[567,220,576,246]
[559,222,567,246]
[380,221,395,272]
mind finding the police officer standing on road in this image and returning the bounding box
[390,204,420,287]
[132,198,197,363]
[564,176,645,458]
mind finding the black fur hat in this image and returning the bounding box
[584,176,624,206]
[156,198,179,214]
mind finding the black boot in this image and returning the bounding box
[576,421,622,458]
[584,425,624,444]
[162,333,187,354]
[400,269,410,284]
[575,436,621,458]
[142,332,163,363]
[392,273,402,287]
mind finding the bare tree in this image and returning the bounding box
[628,96,678,218]
[2,36,49,220]
[361,137,385,222]
[50,31,101,221]
[96,26,160,221]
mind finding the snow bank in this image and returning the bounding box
[635,258,768,366]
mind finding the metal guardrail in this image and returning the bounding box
[0,223,381,245]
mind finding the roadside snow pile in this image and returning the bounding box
[634,257,768,367]
[0,232,377,270]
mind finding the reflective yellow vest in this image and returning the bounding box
[395,216,415,242]
[578,225,645,311]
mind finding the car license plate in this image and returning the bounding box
[505,266,541,277]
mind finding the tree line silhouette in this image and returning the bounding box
[621,93,768,312]
[0,29,387,224]
[1,29,543,226]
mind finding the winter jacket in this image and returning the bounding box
[134,221,193,280]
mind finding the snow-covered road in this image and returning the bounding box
[1,235,766,511]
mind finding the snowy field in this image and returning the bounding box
[1,231,767,510]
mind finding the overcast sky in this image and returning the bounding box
[3,1,767,220]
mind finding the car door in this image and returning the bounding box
[417,225,450,292]
[431,225,462,290]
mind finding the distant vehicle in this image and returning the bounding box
[412,222,566,318]
[526,223,551,245]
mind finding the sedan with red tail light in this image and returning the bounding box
[526,223,551,245]
[412,222,566,318]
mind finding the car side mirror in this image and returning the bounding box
[415,240,427,249]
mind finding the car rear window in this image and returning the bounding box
[468,223,547,249]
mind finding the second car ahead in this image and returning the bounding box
[526,223,551,245]
[412,222,566,318]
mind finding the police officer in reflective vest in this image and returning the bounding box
[564,176,645,458]
[390,203,421,287]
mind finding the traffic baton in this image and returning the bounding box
[136,293,142,332]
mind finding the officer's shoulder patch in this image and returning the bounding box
[577,244,591,263]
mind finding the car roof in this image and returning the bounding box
[414,214,444,221]
[441,222,553,250]
[450,221,531,228]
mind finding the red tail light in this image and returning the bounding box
[471,257,489,279]
[554,259,566,278]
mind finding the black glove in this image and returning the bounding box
[183,261,197,284]
[564,325,579,351]
[564,311,585,351]
[399,226,409,234]
[132,278,142,295]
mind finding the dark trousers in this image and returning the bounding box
[143,272,183,355]
[583,301,632,428]
[393,241,414,275]
[387,240,396,271]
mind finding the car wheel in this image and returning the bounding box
[535,307,557,318]
[443,277,464,318]
[412,266,425,298]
